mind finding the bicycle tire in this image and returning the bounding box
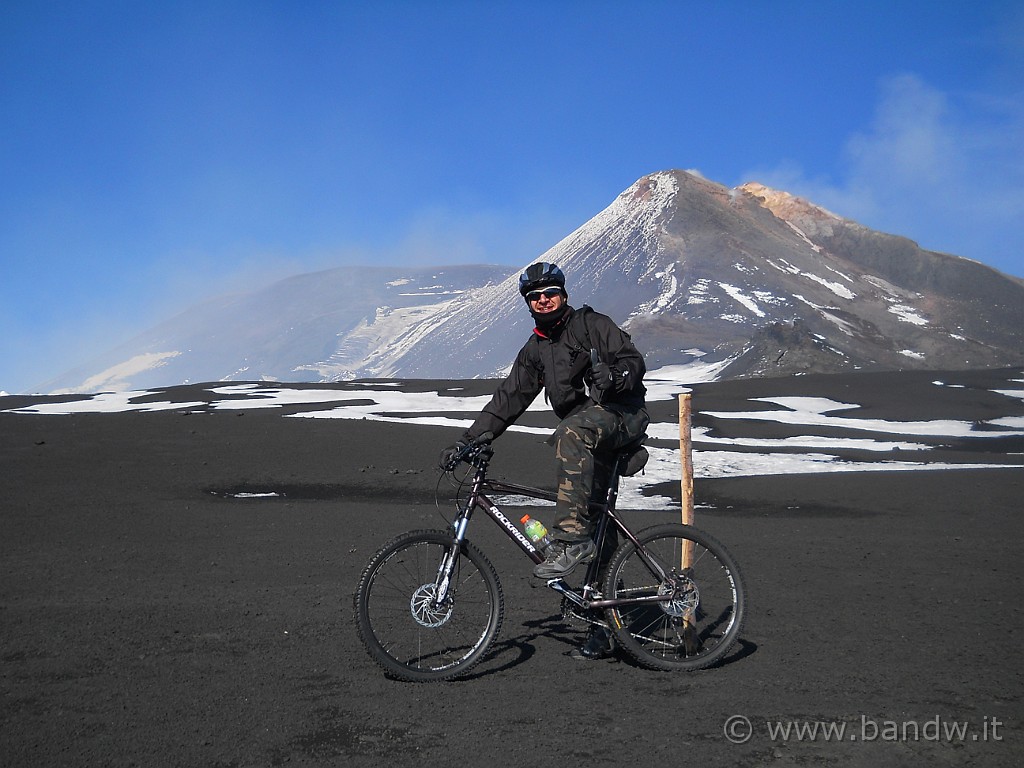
[353,530,504,682]
[603,523,745,671]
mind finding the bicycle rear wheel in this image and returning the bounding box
[603,523,745,671]
[353,530,503,682]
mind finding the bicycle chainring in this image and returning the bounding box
[560,595,591,625]
[560,593,612,630]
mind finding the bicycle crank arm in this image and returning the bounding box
[545,579,590,609]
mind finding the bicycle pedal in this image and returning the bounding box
[526,576,561,590]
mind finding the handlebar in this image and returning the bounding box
[441,432,494,472]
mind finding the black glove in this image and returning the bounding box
[591,361,616,391]
[440,432,493,469]
[440,440,469,468]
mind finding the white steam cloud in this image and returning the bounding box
[743,73,1024,277]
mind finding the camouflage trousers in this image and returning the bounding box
[551,403,649,542]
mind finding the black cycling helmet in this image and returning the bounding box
[518,262,566,296]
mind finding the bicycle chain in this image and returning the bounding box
[560,594,610,629]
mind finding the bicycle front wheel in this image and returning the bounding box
[604,523,745,671]
[353,530,503,682]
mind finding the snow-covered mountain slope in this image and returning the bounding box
[42,265,513,393]
[321,169,1023,381]
[42,170,1024,393]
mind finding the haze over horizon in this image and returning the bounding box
[2,1,1022,394]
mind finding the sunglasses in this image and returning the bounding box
[526,287,563,301]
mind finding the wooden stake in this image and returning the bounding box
[679,392,694,527]
[679,392,694,569]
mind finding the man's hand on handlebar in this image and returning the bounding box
[440,432,494,470]
[440,440,469,468]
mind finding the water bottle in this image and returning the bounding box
[520,514,552,551]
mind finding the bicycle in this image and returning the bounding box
[353,433,746,681]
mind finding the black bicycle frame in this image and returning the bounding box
[444,453,676,612]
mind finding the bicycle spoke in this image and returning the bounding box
[604,524,745,671]
[354,531,504,682]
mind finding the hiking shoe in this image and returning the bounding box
[533,539,596,579]
[569,626,615,661]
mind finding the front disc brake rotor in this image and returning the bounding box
[410,583,454,628]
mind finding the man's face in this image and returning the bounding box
[526,286,564,314]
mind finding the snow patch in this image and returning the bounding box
[633,263,679,315]
[753,290,787,307]
[6,375,1022,509]
[889,304,929,326]
[686,278,714,305]
[6,390,205,414]
[297,300,459,379]
[703,396,1022,438]
[718,283,765,317]
[55,351,182,394]
[784,220,822,252]
[802,272,856,300]
[764,257,855,300]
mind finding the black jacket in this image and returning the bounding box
[464,305,647,442]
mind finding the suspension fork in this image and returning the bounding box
[431,466,486,604]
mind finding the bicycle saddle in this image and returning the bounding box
[616,436,649,477]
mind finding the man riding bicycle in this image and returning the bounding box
[447,262,649,657]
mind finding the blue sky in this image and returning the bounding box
[2,1,1022,393]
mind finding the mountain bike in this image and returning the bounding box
[353,434,745,681]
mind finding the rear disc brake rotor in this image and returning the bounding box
[658,574,699,618]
